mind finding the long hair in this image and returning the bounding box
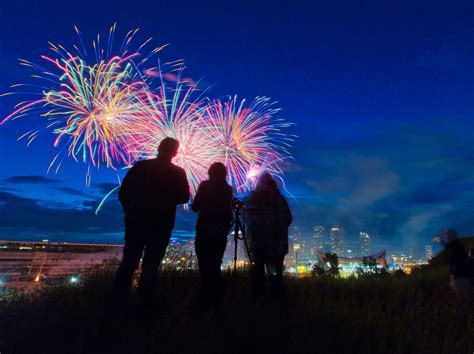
[255,171,278,192]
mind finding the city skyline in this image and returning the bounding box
[0,0,473,253]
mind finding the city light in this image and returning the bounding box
[69,276,79,284]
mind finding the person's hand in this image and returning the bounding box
[432,236,441,244]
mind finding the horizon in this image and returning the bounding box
[1,0,473,257]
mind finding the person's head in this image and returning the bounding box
[208,162,227,182]
[256,171,278,191]
[443,228,458,242]
[157,137,180,158]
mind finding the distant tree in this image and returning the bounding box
[311,263,326,277]
[356,256,388,278]
[325,252,340,277]
[311,252,340,277]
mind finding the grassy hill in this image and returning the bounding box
[0,266,472,354]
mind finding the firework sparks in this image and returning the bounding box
[204,96,293,193]
[1,24,167,172]
[2,26,295,205]
[128,78,220,196]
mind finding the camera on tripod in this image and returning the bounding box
[231,198,245,212]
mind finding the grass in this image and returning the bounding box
[0,265,472,354]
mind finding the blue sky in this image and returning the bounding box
[0,0,473,255]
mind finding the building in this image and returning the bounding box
[360,232,370,256]
[425,245,433,261]
[312,226,325,250]
[330,226,344,256]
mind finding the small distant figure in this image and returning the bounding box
[245,172,292,302]
[192,162,233,309]
[468,248,474,279]
[113,137,189,306]
[440,228,473,300]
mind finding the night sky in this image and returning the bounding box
[0,0,473,255]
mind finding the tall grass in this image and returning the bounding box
[0,266,472,353]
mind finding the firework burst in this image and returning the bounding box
[204,96,293,193]
[2,26,295,203]
[128,78,220,196]
[1,24,168,173]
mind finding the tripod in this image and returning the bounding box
[230,206,252,274]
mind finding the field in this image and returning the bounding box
[0,265,472,354]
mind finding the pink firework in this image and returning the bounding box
[204,96,293,194]
[128,80,222,197]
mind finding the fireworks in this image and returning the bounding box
[1,24,167,173]
[1,25,294,201]
[127,80,219,196]
[128,81,293,196]
[204,96,293,193]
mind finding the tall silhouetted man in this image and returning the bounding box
[113,137,189,305]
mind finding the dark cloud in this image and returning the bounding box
[3,175,59,184]
[95,182,120,194]
[0,187,22,192]
[54,187,92,198]
[287,123,474,252]
[0,191,123,235]
[0,190,197,244]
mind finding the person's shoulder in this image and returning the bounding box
[131,159,148,169]
[278,191,288,200]
[195,180,210,190]
[170,163,184,172]
[200,180,211,187]
[136,158,154,166]
[247,189,259,200]
[170,163,187,178]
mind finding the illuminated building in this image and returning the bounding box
[293,242,301,265]
[330,226,344,256]
[360,232,370,255]
[312,226,325,250]
[425,245,433,261]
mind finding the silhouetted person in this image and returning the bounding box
[468,248,474,274]
[440,228,473,299]
[245,172,292,302]
[113,137,189,306]
[192,162,233,309]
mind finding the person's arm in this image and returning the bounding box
[175,168,190,204]
[281,195,293,226]
[243,192,257,224]
[118,163,141,209]
[224,186,234,223]
[191,183,204,212]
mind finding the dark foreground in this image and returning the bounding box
[0,267,472,354]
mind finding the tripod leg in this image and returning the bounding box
[234,236,238,274]
[237,219,253,265]
[233,222,239,275]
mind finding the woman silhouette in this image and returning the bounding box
[245,172,292,301]
[192,162,233,308]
